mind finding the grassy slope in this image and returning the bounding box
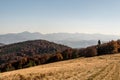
[1,53,120,80]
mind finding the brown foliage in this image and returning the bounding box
[117,40,120,52]
[1,39,120,73]
[77,48,86,57]
[97,40,118,55]
[0,40,70,72]
[77,46,97,57]
[84,47,97,57]
[61,48,74,60]
[47,53,63,63]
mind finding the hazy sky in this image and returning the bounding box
[0,0,120,35]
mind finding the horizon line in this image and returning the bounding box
[0,31,119,36]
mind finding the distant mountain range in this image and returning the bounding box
[0,31,119,48]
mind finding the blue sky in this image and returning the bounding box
[0,0,120,35]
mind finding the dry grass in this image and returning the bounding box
[1,53,120,80]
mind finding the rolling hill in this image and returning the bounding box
[1,53,120,80]
[0,39,120,73]
[0,38,120,80]
[0,40,70,72]
[0,39,69,55]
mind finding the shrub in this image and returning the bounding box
[117,40,120,52]
[77,48,86,57]
[61,48,73,60]
[71,49,80,58]
[47,53,63,63]
[97,40,118,55]
[84,47,97,57]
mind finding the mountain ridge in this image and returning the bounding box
[0,31,119,48]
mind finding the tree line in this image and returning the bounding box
[0,40,120,72]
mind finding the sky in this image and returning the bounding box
[0,0,120,35]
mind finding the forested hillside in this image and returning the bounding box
[0,40,70,72]
[0,39,120,72]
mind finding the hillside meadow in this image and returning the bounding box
[1,40,120,73]
[1,53,120,80]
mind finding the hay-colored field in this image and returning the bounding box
[1,53,120,80]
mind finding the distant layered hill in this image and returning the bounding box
[0,31,43,44]
[0,31,119,48]
[0,40,69,55]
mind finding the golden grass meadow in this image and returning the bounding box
[1,53,120,80]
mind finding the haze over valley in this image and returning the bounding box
[0,31,119,48]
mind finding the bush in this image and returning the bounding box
[97,40,118,55]
[27,60,36,67]
[77,48,86,57]
[61,48,73,60]
[84,47,97,57]
[47,53,63,63]
[117,40,120,52]
[71,49,79,58]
